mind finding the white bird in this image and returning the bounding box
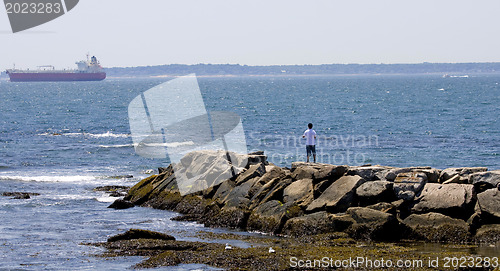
[268,247,275,253]
[225,243,232,250]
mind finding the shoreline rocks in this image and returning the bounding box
[119,150,500,244]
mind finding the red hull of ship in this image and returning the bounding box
[7,72,106,82]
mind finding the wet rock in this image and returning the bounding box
[402,212,470,243]
[281,211,354,237]
[412,183,475,219]
[107,229,176,242]
[346,207,400,241]
[291,162,347,182]
[439,167,488,184]
[94,185,130,193]
[355,180,394,206]
[306,175,366,213]
[1,192,40,199]
[247,200,299,233]
[469,170,500,193]
[108,199,135,209]
[474,224,500,245]
[206,206,250,229]
[393,172,427,201]
[476,188,500,223]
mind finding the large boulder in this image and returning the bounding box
[476,188,500,223]
[246,200,300,233]
[469,170,500,193]
[412,183,475,219]
[346,207,400,241]
[306,175,366,213]
[383,167,439,183]
[281,211,354,237]
[234,163,266,185]
[346,165,393,182]
[402,212,470,243]
[221,177,260,206]
[393,172,427,201]
[474,224,500,245]
[291,162,347,182]
[356,181,394,206]
[439,167,488,184]
[283,178,314,206]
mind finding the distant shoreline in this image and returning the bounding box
[3,62,500,79]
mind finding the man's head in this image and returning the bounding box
[308,123,313,129]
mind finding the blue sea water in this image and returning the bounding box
[0,74,499,269]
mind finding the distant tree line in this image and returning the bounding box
[2,62,500,79]
[104,62,500,77]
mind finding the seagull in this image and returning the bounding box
[225,243,232,250]
[268,247,275,253]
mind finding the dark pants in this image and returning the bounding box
[306,145,316,156]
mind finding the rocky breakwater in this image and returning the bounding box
[121,150,500,245]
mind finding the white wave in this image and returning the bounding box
[98,144,134,148]
[87,132,131,138]
[95,195,120,203]
[140,141,195,148]
[38,131,130,138]
[0,175,97,183]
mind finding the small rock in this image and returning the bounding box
[107,229,175,242]
[108,199,135,209]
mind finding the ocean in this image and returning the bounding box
[0,74,499,269]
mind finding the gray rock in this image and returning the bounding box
[281,211,354,237]
[234,163,266,185]
[469,170,500,193]
[346,165,393,181]
[306,175,366,213]
[221,177,260,206]
[356,181,394,205]
[402,212,470,242]
[439,167,488,183]
[346,207,400,240]
[291,162,347,182]
[283,178,313,205]
[393,172,427,201]
[476,188,500,223]
[383,167,435,182]
[412,183,475,219]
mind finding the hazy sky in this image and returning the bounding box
[1,0,500,68]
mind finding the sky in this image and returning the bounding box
[1,0,500,68]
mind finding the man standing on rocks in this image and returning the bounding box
[302,123,317,163]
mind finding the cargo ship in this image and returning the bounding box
[6,56,106,82]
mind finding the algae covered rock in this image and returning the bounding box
[108,229,176,242]
[402,212,470,243]
[346,207,400,241]
[474,224,500,245]
[281,211,354,237]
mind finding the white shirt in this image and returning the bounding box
[303,129,316,145]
